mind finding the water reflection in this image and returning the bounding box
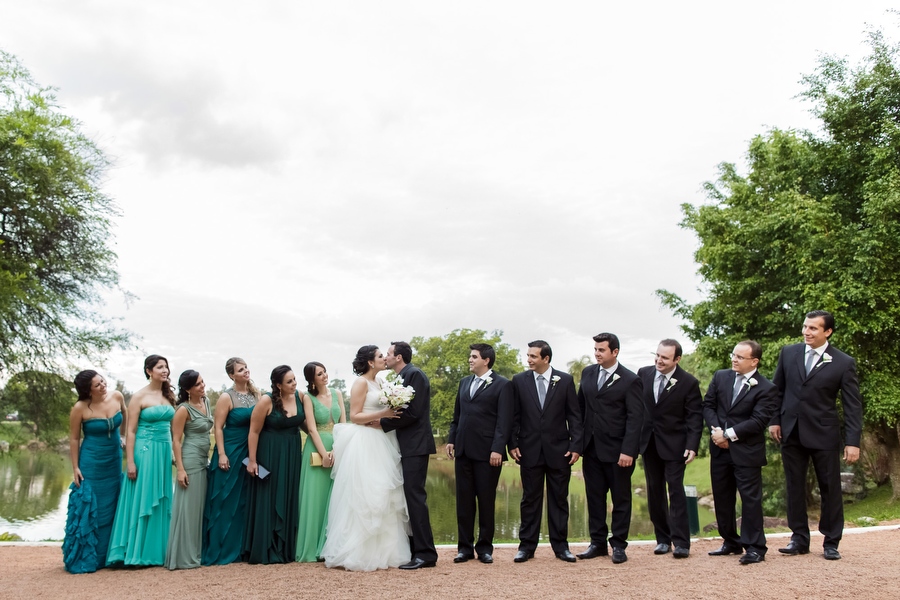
[1,452,715,543]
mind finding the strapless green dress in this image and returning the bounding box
[106,404,175,566]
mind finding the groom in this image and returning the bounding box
[382,341,438,569]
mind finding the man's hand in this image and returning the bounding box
[367,419,383,430]
[769,425,782,443]
[683,449,696,464]
[617,454,633,468]
[490,451,503,467]
[566,451,580,465]
[510,447,521,462]
[446,443,455,459]
[711,427,729,448]
[844,445,860,464]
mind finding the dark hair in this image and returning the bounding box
[806,310,835,335]
[592,332,620,352]
[469,343,496,368]
[353,346,379,376]
[177,370,201,405]
[269,365,293,416]
[658,339,683,358]
[74,370,99,402]
[390,341,413,364]
[527,340,552,361]
[736,340,763,360]
[144,354,176,405]
[225,356,260,399]
[303,361,326,395]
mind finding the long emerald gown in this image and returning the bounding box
[295,389,342,562]
[242,399,305,564]
[165,400,213,570]
[202,388,256,565]
[62,412,123,573]
[106,404,175,566]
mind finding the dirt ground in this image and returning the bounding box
[3,528,899,599]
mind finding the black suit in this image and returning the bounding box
[702,369,777,554]
[772,343,863,549]
[577,363,643,550]
[447,371,511,556]
[509,368,583,553]
[638,364,702,549]
[381,363,438,562]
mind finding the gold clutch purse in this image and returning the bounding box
[310,452,323,467]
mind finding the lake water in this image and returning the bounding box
[0,451,716,543]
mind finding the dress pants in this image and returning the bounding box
[518,451,571,554]
[781,427,843,549]
[582,442,635,549]
[454,453,502,556]
[400,454,438,562]
[642,435,690,548]
[710,450,766,554]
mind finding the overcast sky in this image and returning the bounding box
[1,2,895,392]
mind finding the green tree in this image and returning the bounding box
[0,50,131,375]
[1,371,73,441]
[410,329,521,436]
[657,26,900,499]
[566,355,591,389]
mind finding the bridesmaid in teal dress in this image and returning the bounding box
[296,361,345,562]
[62,370,127,573]
[107,355,177,566]
[242,365,305,564]
[165,370,214,570]
[202,357,259,565]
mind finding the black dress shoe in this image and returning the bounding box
[453,552,474,563]
[576,544,608,559]
[824,547,842,560]
[673,546,690,558]
[478,553,493,564]
[555,550,577,563]
[513,550,534,563]
[778,542,810,555]
[739,551,765,565]
[611,548,628,564]
[399,558,436,570]
[653,543,671,555]
[708,544,743,556]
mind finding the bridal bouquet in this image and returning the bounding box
[380,375,415,409]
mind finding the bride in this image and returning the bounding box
[321,345,411,571]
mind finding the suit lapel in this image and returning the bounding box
[805,349,829,383]
[795,345,808,381]
[542,369,559,409]
[730,372,752,409]
[525,372,542,412]
[464,374,477,402]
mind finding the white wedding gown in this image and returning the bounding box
[321,379,411,571]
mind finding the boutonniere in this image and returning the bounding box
[551,375,561,387]
[818,352,833,367]
[666,377,677,391]
[607,373,621,387]
[746,378,758,388]
[483,375,493,387]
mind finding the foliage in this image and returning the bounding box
[410,329,521,435]
[566,355,591,389]
[656,26,900,498]
[0,371,73,441]
[0,50,132,376]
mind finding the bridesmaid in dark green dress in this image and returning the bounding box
[296,361,345,562]
[63,371,127,573]
[165,370,214,570]
[202,357,259,565]
[242,365,305,564]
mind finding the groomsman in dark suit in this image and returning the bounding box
[576,332,643,564]
[508,340,583,563]
[638,339,702,558]
[769,310,862,561]
[702,340,778,564]
[447,343,512,565]
[382,341,438,569]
